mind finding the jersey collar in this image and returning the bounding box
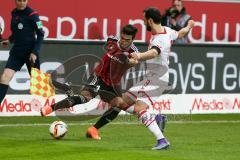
[152,27,167,35]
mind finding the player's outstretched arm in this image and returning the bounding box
[177,20,195,39]
[131,49,159,62]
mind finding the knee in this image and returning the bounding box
[80,90,93,102]
[111,97,128,109]
[134,101,149,113]
[0,69,15,84]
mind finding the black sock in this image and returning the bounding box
[94,107,121,129]
[0,83,8,104]
[51,80,71,91]
[52,95,87,111]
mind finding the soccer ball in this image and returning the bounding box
[49,121,68,139]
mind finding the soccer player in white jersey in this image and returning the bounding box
[84,7,194,150]
[118,7,195,150]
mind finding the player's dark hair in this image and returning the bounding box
[121,24,138,39]
[143,7,161,24]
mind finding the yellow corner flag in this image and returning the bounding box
[30,68,55,97]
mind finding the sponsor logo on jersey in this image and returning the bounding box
[107,53,124,64]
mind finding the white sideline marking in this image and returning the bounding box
[1,120,240,127]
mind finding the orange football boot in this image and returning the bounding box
[86,126,101,140]
[40,106,53,116]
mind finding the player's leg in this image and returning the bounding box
[155,114,167,133]
[110,95,161,135]
[91,93,165,144]
[110,95,168,148]
[40,89,93,116]
[122,83,170,150]
[51,80,74,97]
[40,74,99,116]
[134,100,170,150]
[0,68,15,103]
[93,106,121,130]
[86,83,123,139]
[0,53,25,104]
[86,88,167,140]
[86,95,132,140]
[86,90,138,140]
[126,90,168,132]
[86,106,121,140]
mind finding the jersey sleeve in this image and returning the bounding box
[149,38,162,54]
[8,12,15,43]
[130,43,139,53]
[30,12,45,55]
[169,28,179,41]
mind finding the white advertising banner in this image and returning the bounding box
[0,94,240,116]
[155,94,240,114]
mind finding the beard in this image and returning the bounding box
[146,24,152,31]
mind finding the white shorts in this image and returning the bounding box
[125,71,172,107]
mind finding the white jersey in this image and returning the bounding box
[146,27,178,81]
[126,27,179,111]
[126,27,178,108]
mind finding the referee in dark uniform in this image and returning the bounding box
[0,0,44,104]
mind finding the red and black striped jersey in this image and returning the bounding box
[94,35,138,86]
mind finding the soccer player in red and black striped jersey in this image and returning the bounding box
[94,34,139,88]
[40,24,139,120]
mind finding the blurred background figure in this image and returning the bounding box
[161,0,191,44]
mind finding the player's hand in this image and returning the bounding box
[187,20,195,29]
[130,52,140,60]
[128,58,139,66]
[1,40,9,48]
[29,53,37,64]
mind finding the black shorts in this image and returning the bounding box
[5,49,40,73]
[83,73,122,103]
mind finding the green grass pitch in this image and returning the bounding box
[0,114,239,160]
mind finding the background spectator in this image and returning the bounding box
[161,0,191,44]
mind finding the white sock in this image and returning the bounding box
[138,110,165,140]
[148,120,165,140]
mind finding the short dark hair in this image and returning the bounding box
[143,7,161,24]
[121,24,138,39]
